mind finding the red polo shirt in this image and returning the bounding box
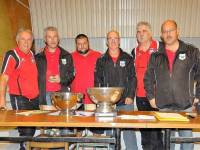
[2,47,39,99]
[135,40,158,97]
[71,49,101,104]
[45,47,61,92]
[166,49,176,73]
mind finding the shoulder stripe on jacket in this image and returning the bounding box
[1,50,20,74]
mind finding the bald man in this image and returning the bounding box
[144,19,200,150]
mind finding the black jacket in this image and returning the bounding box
[144,40,200,110]
[94,49,137,105]
[35,47,75,105]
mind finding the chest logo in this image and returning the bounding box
[179,53,186,60]
[120,61,126,67]
[61,59,67,65]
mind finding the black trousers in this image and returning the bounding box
[136,97,164,150]
[10,95,39,137]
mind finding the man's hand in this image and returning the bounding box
[0,98,6,108]
[192,98,199,111]
[125,97,134,105]
[149,98,157,108]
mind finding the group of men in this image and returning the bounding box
[0,19,200,150]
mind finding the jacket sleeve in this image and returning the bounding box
[144,54,156,100]
[60,54,75,86]
[94,58,104,87]
[194,48,200,99]
[131,48,136,61]
[126,57,137,99]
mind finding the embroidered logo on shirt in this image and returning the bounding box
[179,53,186,60]
[61,59,67,65]
[120,61,126,67]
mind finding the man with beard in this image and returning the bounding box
[71,34,101,111]
[132,21,163,150]
[35,26,74,106]
[95,30,138,150]
[144,19,200,150]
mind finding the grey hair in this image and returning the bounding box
[43,26,59,39]
[16,28,33,42]
[136,21,152,32]
[106,30,120,39]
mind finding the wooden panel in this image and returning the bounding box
[0,0,31,65]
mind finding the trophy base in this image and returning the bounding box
[95,111,117,117]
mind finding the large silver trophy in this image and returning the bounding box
[51,92,83,115]
[87,87,124,117]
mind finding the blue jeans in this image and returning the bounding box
[117,104,138,150]
[10,94,39,150]
[46,92,53,105]
[159,107,193,150]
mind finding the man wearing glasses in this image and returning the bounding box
[95,30,138,150]
[144,19,200,150]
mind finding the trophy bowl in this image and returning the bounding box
[87,87,124,115]
[51,92,83,115]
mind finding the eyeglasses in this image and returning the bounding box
[162,28,176,34]
[107,37,120,41]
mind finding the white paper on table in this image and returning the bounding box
[48,111,61,116]
[75,111,94,116]
[137,115,156,120]
[16,110,50,116]
[117,115,155,120]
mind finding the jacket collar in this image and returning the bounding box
[158,40,187,55]
[39,46,66,57]
[104,48,126,60]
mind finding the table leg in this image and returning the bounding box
[115,128,121,150]
[164,129,171,150]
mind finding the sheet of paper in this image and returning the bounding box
[117,115,139,119]
[154,112,189,121]
[48,111,61,116]
[117,115,155,120]
[75,111,94,116]
[138,115,156,120]
[16,110,49,116]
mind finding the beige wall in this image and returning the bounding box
[0,0,31,65]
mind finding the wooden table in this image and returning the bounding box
[0,110,200,150]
